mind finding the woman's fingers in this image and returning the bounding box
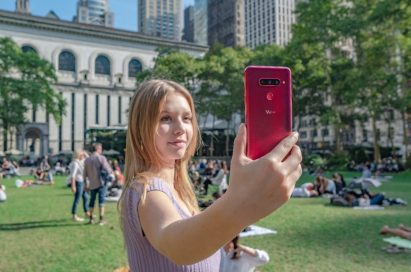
[264,132,299,162]
[283,145,303,171]
[231,124,247,164]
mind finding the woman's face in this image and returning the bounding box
[155,92,193,167]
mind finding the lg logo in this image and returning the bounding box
[265,110,276,115]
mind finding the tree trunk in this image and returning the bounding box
[2,125,8,152]
[401,110,409,159]
[225,120,230,157]
[371,114,381,162]
[334,123,342,153]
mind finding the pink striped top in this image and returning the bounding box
[122,178,221,272]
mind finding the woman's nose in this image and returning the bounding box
[173,119,184,135]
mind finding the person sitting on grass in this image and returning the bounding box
[380,224,411,240]
[332,172,346,195]
[220,235,270,272]
[315,175,336,196]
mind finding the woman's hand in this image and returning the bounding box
[224,123,302,226]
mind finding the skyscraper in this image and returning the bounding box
[138,0,183,41]
[16,0,30,14]
[245,0,296,48]
[74,0,114,27]
[208,0,245,47]
[193,0,207,45]
[183,6,194,42]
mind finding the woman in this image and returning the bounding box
[69,149,89,222]
[220,235,269,272]
[119,80,302,271]
[203,161,228,195]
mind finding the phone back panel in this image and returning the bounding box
[244,66,292,160]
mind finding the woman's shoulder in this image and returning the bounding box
[128,176,172,195]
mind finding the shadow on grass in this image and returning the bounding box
[0,219,82,231]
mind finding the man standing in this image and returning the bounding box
[84,143,113,225]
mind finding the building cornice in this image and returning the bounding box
[0,10,208,53]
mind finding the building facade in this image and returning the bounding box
[138,0,183,41]
[74,0,114,27]
[207,0,245,47]
[0,10,207,156]
[245,0,296,48]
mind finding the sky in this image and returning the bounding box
[0,0,194,31]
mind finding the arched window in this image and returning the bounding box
[58,51,76,72]
[128,59,142,78]
[95,55,111,75]
[21,45,37,54]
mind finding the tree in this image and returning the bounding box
[0,37,66,151]
[290,0,358,152]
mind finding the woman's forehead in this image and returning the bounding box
[160,92,192,112]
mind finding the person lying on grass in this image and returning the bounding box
[380,224,411,240]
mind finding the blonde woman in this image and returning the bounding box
[69,149,89,222]
[119,80,302,271]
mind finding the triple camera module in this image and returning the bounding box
[259,78,281,86]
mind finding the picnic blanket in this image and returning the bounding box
[239,225,277,237]
[383,237,411,250]
[353,205,385,210]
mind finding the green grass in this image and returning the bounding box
[1,171,411,271]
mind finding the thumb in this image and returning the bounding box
[232,124,247,163]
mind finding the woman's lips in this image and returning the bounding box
[168,141,186,148]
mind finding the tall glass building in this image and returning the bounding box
[75,0,114,27]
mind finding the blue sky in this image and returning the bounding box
[0,0,194,31]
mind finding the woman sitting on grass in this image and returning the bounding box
[220,235,269,272]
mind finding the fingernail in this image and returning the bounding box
[293,132,299,140]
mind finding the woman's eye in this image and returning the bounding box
[184,116,193,121]
[160,116,171,122]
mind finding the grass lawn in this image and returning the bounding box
[1,171,411,271]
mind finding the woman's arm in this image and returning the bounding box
[139,125,302,265]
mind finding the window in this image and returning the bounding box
[128,59,143,78]
[95,55,111,75]
[58,51,76,72]
[22,45,37,54]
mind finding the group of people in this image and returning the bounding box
[292,172,346,198]
[348,158,402,173]
[68,143,124,225]
[189,159,229,195]
[292,170,407,208]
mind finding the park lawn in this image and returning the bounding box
[0,171,410,272]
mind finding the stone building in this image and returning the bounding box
[0,9,207,156]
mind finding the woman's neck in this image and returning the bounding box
[151,165,175,186]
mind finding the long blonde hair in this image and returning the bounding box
[119,79,200,219]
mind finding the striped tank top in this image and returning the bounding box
[122,178,221,272]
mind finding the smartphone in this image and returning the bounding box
[244,66,292,160]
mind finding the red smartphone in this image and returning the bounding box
[244,66,292,160]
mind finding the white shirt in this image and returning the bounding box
[220,249,270,272]
[69,159,85,183]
